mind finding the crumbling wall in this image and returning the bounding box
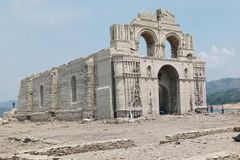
[18,77,30,113]
[17,55,97,121]
[96,49,114,119]
[31,71,52,113]
[58,58,87,110]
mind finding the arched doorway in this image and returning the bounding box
[138,30,156,57]
[159,84,169,114]
[158,65,179,114]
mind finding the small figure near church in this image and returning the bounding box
[210,105,214,113]
[221,105,224,114]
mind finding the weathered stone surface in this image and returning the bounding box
[184,151,240,160]
[24,139,136,156]
[0,108,17,125]
[233,127,240,132]
[0,156,27,160]
[232,133,240,142]
[165,127,235,142]
[17,8,206,121]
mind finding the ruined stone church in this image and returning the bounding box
[17,9,206,121]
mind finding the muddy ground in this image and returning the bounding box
[0,112,240,160]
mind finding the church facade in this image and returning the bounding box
[17,9,206,121]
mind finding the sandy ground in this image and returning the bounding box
[224,103,240,109]
[0,112,240,160]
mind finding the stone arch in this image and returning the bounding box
[186,53,193,60]
[71,76,77,102]
[137,29,158,57]
[158,65,180,114]
[40,85,43,107]
[163,32,181,58]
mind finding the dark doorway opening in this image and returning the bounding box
[158,65,179,114]
[159,85,169,115]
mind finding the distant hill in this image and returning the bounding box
[207,77,240,94]
[207,77,240,105]
[0,100,17,118]
[207,88,240,105]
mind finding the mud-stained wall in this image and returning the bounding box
[18,78,30,113]
[17,9,206,121]
[58,58,88,111]
[17,56,97,121]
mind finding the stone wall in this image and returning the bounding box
[17,9,207,121]
[96,49,115,119]
[17,55,97,121]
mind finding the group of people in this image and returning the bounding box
[206,104,240,142]
[207,105,224,114]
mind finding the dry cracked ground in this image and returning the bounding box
[0,113,240,160]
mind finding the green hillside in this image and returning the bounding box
[207,88,240,105]
[207,77,240,105]
[207,77,240,94]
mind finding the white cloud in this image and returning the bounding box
[6,0,85,28]
[199,46,240,80]
[200,46,235,68]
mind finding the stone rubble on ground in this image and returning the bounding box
[0,108,18,125]
[232,133,240,142]
[184,151,240,160]
[22,139,136,157]
[159,126,240,144]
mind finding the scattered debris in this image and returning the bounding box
[165,127,235,141]
[159,140,172,145]
[24,139,136,156]
[233,127,240,132]
[184,151,240,160]
[174,141,181,145]
[232,133,240,142]
[0,156,19,160]
[82,118,94,124]
[6,137,39,144]
[159,126,240,145]
[0,155,60,160]
[1,108,18,125]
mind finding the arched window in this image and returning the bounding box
[164,41,172,59]
[186,54,193,60]
[164,34,180,58]
[139,36,147,57]
[40,85,43,107]
[138,31,156,57]
[71,76,77,102]
[184,68,188,78]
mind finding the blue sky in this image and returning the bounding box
[0,0,240,101]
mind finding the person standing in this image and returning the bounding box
[210,105,214,113]
[207,105,210,113]
[221,105,224,114]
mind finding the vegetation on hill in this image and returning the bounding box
[207,77,240,94]
[207,77,240,105]
[207,88,240,105]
